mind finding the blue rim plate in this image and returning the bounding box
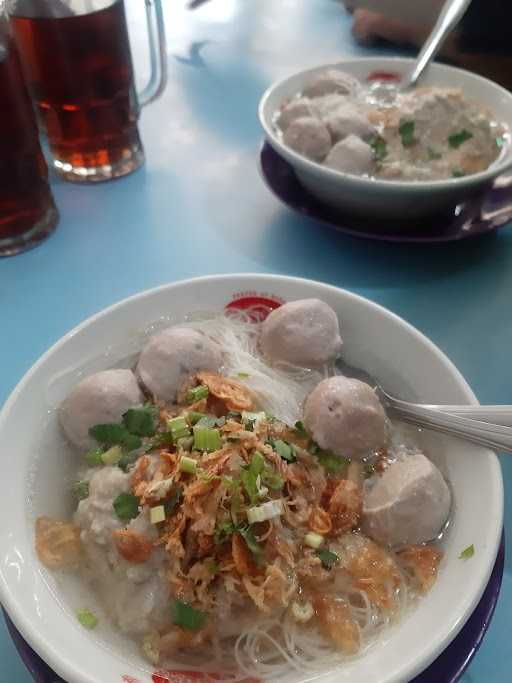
[2,531,505,683]
[259,142,512,244]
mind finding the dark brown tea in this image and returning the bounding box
[10,0,143,181]
[0,34,58,255]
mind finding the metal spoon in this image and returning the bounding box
[336,359,512,453]
[367,0,472,104]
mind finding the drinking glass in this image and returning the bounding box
[0,6,59,256]
[8,0,166,182]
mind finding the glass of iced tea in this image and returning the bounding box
[7,0,166,182]
[0,10,58,256]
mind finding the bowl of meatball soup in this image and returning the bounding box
[259,58,512,220]
[0,274,503,683]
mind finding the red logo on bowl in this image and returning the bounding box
[367,71,400,82]
[225,292,284,322]
[152,672,259,683]
[122,676,141,683]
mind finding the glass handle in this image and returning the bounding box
[138,0,167,107]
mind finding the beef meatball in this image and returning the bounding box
[302,69,360,98]
[325,135,374,175]
[260,299,342,368]
[325,106,376,142]
[277,97,317,131]
[362,453,451,546]
[304,376,387,459]
[59,369,143,451]
[283,117,332,162]
[136,327,222,402]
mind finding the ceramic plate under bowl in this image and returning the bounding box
[0,275,504,683]
[260,142,512,243]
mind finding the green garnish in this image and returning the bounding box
[206,559,221,575]
[452,167,465,178]
[74,481,90,501]
[76,609,98,630]
[214,520,237,544]
[193,426,221,452]
[176,436,194,451]
[238,525,263,557]
[84,447,104,467]
[241,452,265,504]
[113,492,140,521]
[170,599,208,631]
[187,385,209,404]
[187,411,206,425]
[427,146,442,160]
[237,372,250,379]
[166,416,191,442]
[496,136,506,148]
[315,449,348,474]
[164,487,183,516]
[316,549,339,570]
[459,544,475,560]
[101,445,123,466]
[364,463,376,478]
[226,410,242,420]
[195,416,225,429]
[294,420,308,436]
[89,423,141,451]
[263,470,285,490]
[179,456,198,474]
[122,405,157,437]
[118,450,141,471]
[399,119,415,147]
[268,439,296,463]
[448,129,473,149]
[368,134,388,161]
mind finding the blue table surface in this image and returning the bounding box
[1,1,511,681]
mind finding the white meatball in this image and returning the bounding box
[362,453,451,546]
[283,116,331,162]
[260,299,342,368]
[304,376,387,459]
[303,69,360,98]
[136,327,222,402]
[277,97,317,131]
[325,134,374,175]
[59,369,143,451]
[312,93,349,120]
[325,106,375,142]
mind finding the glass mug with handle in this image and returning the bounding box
[8,0,166,182]
[0,3,59,256]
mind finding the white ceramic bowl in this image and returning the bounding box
[259,57,512,220]
[0,274,503,683]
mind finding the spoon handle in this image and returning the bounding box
[419,405,512,427]
[385,395,512,453]
[406,0,472,89]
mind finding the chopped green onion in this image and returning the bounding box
[241,452,266,504]
[179,456,198,474]
[122,405,157,437]
[317,549,339,570]
[206,559,221,574]
[193,426,221,452]
[368,134,388,161]
[187,385,209,404]
[238,525,263,557]
[237,372,250,379]
[214,520,237,544]
[177,436,194,451]
[262,471,285,490]
[452,167,465,178]
[272,439,296,463]
[76,609,98,630]
[448,129,473,149]
[150,505,166,524]
[226,410,242,420]
[364,463,376,478]
[187,411,206,425]
[247,500,283,524]
[74,480,90,501]
[84,448,104,467]
[113,492,140,521]
[315,449,348,474]
[427,146,442,160]
[101,445,123,466]
[399,119,415,147]
[242,411,266,428]
[195,415,225,428]
[166,416,191,442]
[265,412,276,423]
[459,544,475,560]
[304,532,324,549]
[170,599,208,631]
[294,420,308,436]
